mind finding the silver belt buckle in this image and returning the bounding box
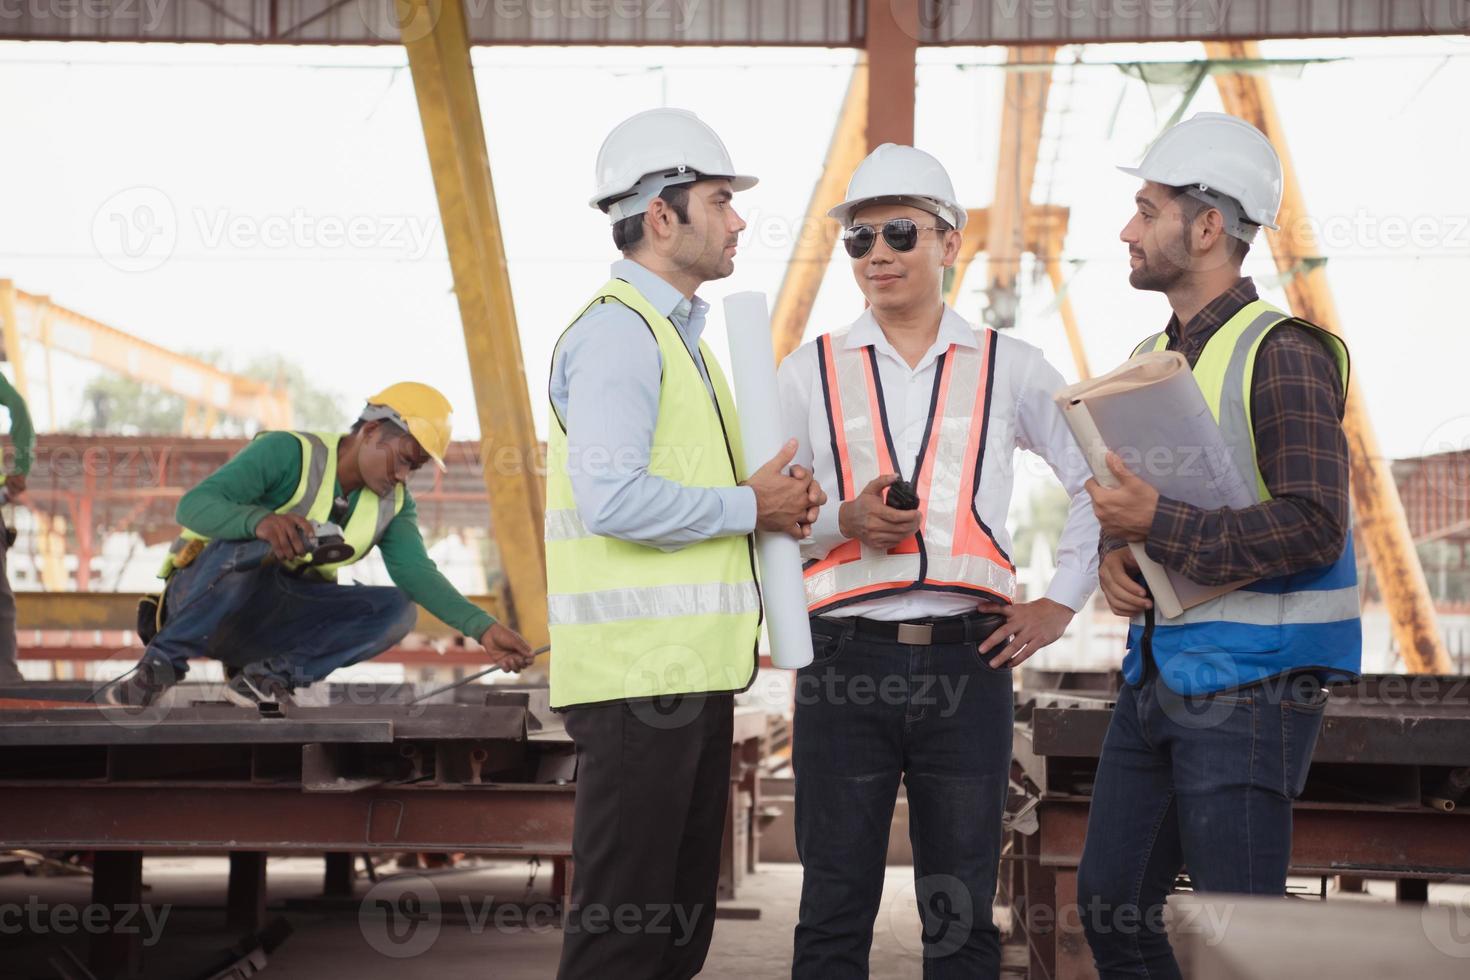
[896,622,934,645]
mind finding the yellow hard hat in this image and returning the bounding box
[364,382,453,470]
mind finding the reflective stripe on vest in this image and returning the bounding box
[802,327,1016,614]
[547,581,759,626]
[1124,300,1361,694]
[545,277,760,710]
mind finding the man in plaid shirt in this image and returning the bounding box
[1077,113,1361,979]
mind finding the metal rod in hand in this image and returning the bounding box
[407,644,551,705]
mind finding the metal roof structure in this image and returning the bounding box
[0,0,1458,47]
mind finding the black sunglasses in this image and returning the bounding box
[842,218,949,259]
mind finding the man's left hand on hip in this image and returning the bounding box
[976,597,1076,669]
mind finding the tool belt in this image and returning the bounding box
[171,538,208,573]
[136,590,166,645]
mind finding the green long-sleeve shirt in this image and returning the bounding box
[175,431,495,641]
[0,373,35,475]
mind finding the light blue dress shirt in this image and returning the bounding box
[549,259,758,551]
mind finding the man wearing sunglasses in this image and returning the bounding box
[548,108,824,980]
[776,143,1101,977]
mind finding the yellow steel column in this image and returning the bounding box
[771,62,868,362]
[1206,40,1449,673]
[944,208,991,309]
[398,0,548,648]
[37,297,58,429]
[0,281,31,402]
[1043,253,1091,382]
[982,47,1054,330]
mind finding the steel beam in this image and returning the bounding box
[865,0,917,149]
[14,643,509,667]
[0,713,394,747]
[1205,40,1451,674]
[946,205,1093,379]
[226,851,269,933]
[1038,799,1470,876]
[14,591,505,641]
[0,0,1447,47]
[1028,684,1470,768]
[770,60,868,362]
[400,0,549,650]
[89,850,143,979]
[0,784,576,853]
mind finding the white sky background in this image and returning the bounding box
[0,34,1467,481]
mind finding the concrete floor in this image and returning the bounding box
[0,856,952,979]
[2,857,1462,978]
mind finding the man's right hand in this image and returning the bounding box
[1099,545,1152,617]
[838,474,922,551]
[743,439,818,540]
[255,513,316,563]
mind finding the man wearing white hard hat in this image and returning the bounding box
[776,143,1101,976]
[548,108,824,979]
[1079,112,1360,978]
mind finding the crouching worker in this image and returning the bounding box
[102,382,534,708]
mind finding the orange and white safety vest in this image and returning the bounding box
[802,327,1017,614]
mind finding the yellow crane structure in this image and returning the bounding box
[0,280,292,435]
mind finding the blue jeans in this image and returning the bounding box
[144,539,418,688]
[792,617,1014,979]
[1076,667,1328,979]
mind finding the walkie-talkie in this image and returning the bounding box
[885,478,920,512]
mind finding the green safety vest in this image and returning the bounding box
[545,278,761,711]
[158,431,405,582]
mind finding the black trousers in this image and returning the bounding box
[557,692,734,980]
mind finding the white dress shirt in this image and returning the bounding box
[777,305,1100,620]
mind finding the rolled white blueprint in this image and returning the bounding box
[723,291,814,670]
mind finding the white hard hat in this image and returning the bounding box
[1117,112,1283,238]
[590,108,757,223]
[828,143,967,231]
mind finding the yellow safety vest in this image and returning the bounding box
[545,278,761,710]
[158,431,405,582]
[1132,299,1350,500]
[1125,299,1361,694]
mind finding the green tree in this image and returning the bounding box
[72,351,349,435]
[1012,484,1072,568]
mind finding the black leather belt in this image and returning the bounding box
[815,611,1008,646]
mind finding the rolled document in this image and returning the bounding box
[723,291,814,670]
[1055,351,1257,620]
